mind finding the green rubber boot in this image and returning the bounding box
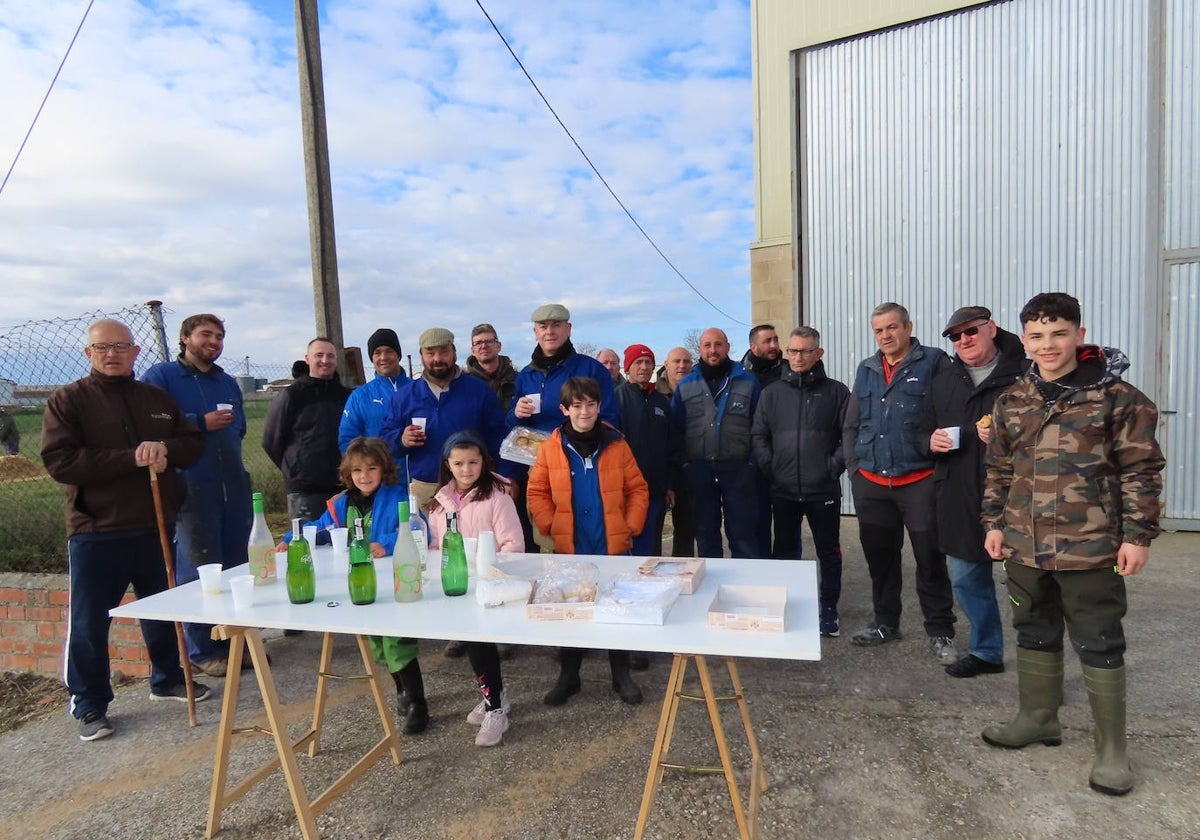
[982,648,1063,749]
[1083,664,1133,796]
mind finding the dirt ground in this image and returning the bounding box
[0,454,47,482]
[1,527,1197,840]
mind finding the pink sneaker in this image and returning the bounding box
[475,708,509,747]
[466,688,509,725]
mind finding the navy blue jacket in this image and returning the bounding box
[506,344,619,434]
[844,338,950,478]
[614,381,674,498]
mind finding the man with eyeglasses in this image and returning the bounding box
[915,306,1025,678]
[42,319,209,741]
[843,302,957,663]
[752,327,849,636]
[464,323,517,412]
[142,314,254,678]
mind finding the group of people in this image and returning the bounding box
[42,292,1165,796]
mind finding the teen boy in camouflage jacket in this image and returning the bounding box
[979,292,1164,798]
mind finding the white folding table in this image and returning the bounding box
[112,550,819,839]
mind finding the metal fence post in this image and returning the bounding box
[146,300,170,363]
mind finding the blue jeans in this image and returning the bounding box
[67,530,185,719]
[684,460,759,559]
[948,556,1004,664]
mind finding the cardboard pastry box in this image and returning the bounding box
[707,584,786,632]
[525,579,595,621]
[637,557,706,595]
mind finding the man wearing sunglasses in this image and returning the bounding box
[917,306,1026,678]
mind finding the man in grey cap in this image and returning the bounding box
[339,327,409,455]
[380,327,509,511]
[506,303,620,549]
[917,306,1025,677]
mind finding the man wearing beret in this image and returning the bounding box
[917,306,1025,677]
[506,303,620,550]
[380,327,509,512]
[615,344,674,556]
[339,328,410,481]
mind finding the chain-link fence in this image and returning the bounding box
[0,302,291,574]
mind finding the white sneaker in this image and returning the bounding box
[466,688,509,725]
[475,708,509,747]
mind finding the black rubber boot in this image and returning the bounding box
[1083,664,1133,796]
[391,670,411,716]
[397,659,429,734]
[982,648,1063,749]
[630,652,650,671]
[609,650,644,705]
[544,649,583,706]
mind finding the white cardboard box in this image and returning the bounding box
[525,579,595,621]
[707,584,786,632]
[594,576,682,625]
[637,557,706,595]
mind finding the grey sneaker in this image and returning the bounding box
[78,711,114,741]
[851,622,901,647]
[150,681,212,703]
[474,708,509,747]
[466,688,509,726]
[928,636,958,664]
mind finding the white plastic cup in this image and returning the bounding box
[462,537,478,574]
[476,530,497,576]
[229,574,256,609]
[944,426,962,450]
[197,564,223,595]
[216,402,233,412]
[302,525,318,546]
[411,417,428,433]
[526,394,542,413]
[330,528,350,572]
[275,550,288,579]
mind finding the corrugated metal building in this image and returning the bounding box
[751,0,1198,527]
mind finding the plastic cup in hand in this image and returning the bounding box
[526,394,542,413]
[475,530,497,576]
[197,564,223,595]
[216,403,233,412]
[302,525,318,546]
[411,417,427,434]
[944,426,962,450]
[229,575,256,609]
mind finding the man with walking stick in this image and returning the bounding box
[42,319,211,742]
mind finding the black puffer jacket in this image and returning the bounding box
[916,328,1026,562]
[262,375,351,493]
[750,361,849,502]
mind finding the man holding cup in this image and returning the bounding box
[143,313,253,678]
[917,306,1026,677]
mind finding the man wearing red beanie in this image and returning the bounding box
[614,344,674,556]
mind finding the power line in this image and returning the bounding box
[473,0,748,327]
[0,0,96,199]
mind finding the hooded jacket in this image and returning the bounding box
[915,328,1025,562]
[751,360,849,503]
[262,375,351,493]
[428,478,524,553]
[280,480,406,552]
[527,423,649,555]
[981,346,1164,570]
[338,371,408,453]
[41,369,204,535]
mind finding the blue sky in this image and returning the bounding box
[0,0,754,375]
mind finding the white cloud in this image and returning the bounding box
[0,0,754,379]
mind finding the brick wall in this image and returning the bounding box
[0,572,151,678]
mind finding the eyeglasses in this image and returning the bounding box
[89,342,135,354]
[784,348,819,357]
[471,339,498,348]
[947,325,983,343]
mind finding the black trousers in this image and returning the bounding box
[771,497,843,611]
[851,472,955,637]
[1004,561,1128,668]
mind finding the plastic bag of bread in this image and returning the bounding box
[531,558,600,604]
[500,426,551,466]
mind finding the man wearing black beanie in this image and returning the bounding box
[339,328,409,469]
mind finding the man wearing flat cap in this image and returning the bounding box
[380,327,509,512]
[506,303,620,549]
[917,306,1025,678]
[615,344,675,556]
[339,327,409,458]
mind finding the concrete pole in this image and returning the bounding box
[293,0,345,362]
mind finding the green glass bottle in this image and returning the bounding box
[441,512,469,597]
[286,517,316,604]
[393,502,423,602]
[347,517,376,605]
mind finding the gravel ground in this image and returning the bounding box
[1,526,1196,840]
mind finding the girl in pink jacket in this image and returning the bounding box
[428,431,524,747]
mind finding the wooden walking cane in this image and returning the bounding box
[148,465,198,726]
